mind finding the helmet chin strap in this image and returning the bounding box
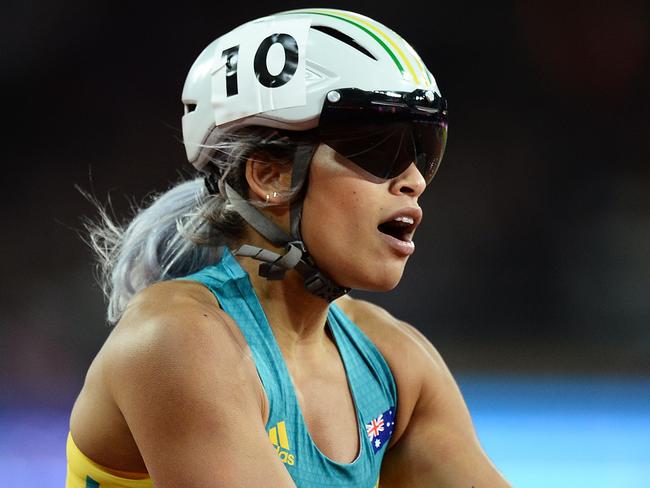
[222,144,350,302]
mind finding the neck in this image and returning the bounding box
[236,249,332,356]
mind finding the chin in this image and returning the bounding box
[363,274,404,292]
[334,261,407,293]
[308,239,409,292]
[356,281,401,293]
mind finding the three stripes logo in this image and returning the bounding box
[268,420,296,465]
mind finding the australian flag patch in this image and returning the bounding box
[365,406,395,454]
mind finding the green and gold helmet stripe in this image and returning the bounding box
[285,8,429,86]
[403,39,433,86]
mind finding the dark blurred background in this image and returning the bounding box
[1,1,649,484]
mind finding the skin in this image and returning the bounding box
[69,144,512,487]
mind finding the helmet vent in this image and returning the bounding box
[310,25,377,61]
[184,103,197,114]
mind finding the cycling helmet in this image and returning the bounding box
[181,8,448,301]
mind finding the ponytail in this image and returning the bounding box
[85,178,240,323]
[84,126,309,324]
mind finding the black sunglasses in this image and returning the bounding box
[317,88,448,185]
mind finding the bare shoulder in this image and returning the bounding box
[70,279,266,476]
[337,297,511,487]
[102,279,256,398]
[335,294,447,373]
[72,282,298,486]
[106,280,236,357]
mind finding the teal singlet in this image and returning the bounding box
[183,249,397,487]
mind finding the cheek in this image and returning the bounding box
[297,146,407,290]
[301,191,363,287]
[301,148,367,241]
[300,176,401,290]
[301,176,366,252]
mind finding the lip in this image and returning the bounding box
[377,206,423,256]
[381,207,423,229]
[379,232,416,256]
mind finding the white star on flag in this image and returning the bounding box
[375,439,381,448]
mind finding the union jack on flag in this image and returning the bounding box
[365,406,395,454]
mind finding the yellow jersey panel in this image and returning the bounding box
[66,432,152,488]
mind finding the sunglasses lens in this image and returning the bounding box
[320,117,447,185]
[318,88,448,184]
[414,119,448,184]
[320,122,406,179]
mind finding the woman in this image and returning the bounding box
[67,8,511,488]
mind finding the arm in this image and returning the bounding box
[379,323,511,488]
[104,283,296,488]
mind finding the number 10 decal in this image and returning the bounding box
[222,33,299,97]
[222,45,240,97]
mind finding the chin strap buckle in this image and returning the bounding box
[235,243,304,280]
[234,242,350,302]
[302,272,351,302]
[289,241,351,301]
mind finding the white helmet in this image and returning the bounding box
[180,8,447,302]
[181,7,442,170]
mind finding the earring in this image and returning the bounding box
[265,194,270,203]
[272,191,279,198]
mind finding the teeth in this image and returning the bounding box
[394,216,414,225]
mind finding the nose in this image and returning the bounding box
[389,162,426,198]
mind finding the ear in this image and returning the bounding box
[245,151,292,204]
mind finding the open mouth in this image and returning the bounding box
[377,216,416,242]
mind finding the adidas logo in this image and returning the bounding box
[268,421,295,465]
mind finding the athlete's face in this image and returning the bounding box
[300,144,426,291]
